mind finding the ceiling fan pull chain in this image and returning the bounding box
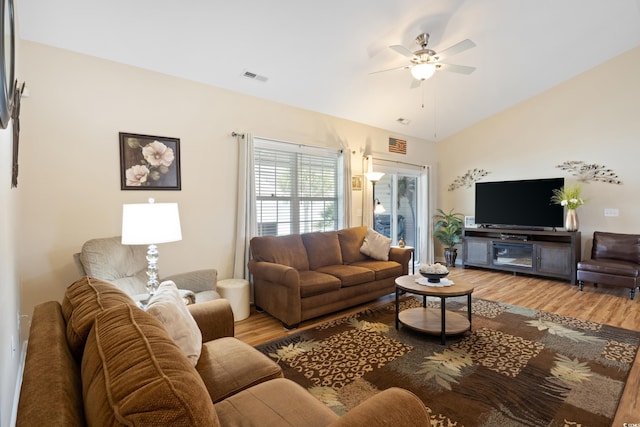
[433,85,437,140]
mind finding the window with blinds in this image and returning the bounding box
[254,141,340,236]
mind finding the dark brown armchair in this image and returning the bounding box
[577,231,640,300]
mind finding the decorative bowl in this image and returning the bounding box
[420,271,449,283]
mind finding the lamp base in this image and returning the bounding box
[146,243,160,296]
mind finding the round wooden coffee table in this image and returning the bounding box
[395,274,474,345]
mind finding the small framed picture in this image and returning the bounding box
[351,175,363,191]
[465,216,476,228]
[119,132,181,190]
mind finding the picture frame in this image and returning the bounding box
[464,216,476,228]
[0,0,15,130]
[119,132,181,190]
[351,175,362,191]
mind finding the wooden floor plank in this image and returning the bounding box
[233,268,640,424]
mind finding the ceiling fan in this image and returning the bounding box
[371,33,476,87]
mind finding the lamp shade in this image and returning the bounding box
[121,200,182,245]
[410,63,436,81]
[364,172,385,183]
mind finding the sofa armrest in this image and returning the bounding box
[188,299,234,342]
[328,387,429,427]
[164,268,217,293]
[248,260,300,288]
[17,301,85,427]
[389,247,413,275]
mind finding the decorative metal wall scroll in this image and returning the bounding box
[448,168,490,191]
[556,161,622,185]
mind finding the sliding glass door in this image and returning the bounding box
[374,170,421,262]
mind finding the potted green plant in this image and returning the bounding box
[433,208,465,267]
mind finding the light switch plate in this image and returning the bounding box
[604,208,619,217]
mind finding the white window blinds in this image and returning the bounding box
[254,139,340,236]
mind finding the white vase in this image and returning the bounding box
[565,209,579,231]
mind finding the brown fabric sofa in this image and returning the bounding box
[249,226,412,328]
[17,276,429,426]
[577,231,640,299]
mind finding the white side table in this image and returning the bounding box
[392,245,415,274]
[217,279,250,321]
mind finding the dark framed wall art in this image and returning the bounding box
[0,0,15,130]
[119,132,181,190]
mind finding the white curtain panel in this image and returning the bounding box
[233,133,256,288]
[419,166,434,265]
[340,148,352,229]
[363,155,374,229]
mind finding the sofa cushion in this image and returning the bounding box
[351,260,403,280]
[360,228,391,261]
[577,259,640,277]
[337,226,369,263]
[301,231,343,270]
[146,281,202,366]
[592,231,640,264]
[196,337,283,403]
[298,270,342,297]
[215,378,338,426]
[250,235,310,271]
[315,264,376,287]
[62,276,136,361]
[82,304,219,426]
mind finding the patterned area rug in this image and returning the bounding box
[255,297,640,427]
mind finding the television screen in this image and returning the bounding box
[474,178,564,229]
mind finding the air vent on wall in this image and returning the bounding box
[242,70,268,82]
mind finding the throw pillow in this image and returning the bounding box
[360,228,392,261]
[146,281,202,366]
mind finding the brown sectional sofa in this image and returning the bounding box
[249,226,412,328]
[17,276,429,426]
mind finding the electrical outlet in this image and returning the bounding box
[604,208,619,217]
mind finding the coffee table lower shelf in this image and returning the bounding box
[398,307,470,336]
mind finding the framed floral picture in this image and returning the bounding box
[119,132,181,190]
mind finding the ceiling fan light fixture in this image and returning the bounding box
[411,63,436,81]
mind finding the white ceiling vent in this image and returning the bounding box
[242,70,268,82]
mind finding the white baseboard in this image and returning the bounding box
[9,340,27,427]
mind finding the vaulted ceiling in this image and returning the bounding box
[17,0,640,140]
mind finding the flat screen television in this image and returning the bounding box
[474,178,564,229]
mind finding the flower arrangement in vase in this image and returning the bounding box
[551,185,585,231]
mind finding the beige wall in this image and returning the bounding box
[435,45,640,258]
[17,40,436,319]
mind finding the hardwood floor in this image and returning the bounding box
[234,268,640,424]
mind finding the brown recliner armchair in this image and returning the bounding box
[577,231,640,300]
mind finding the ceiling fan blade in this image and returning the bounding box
[390,45,416,60]
[437,63,476,75]
[369,65,410,75]
[434,39,476,60]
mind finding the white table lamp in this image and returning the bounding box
[121,198,182,296]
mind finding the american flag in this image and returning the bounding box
[388,137,407,154]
